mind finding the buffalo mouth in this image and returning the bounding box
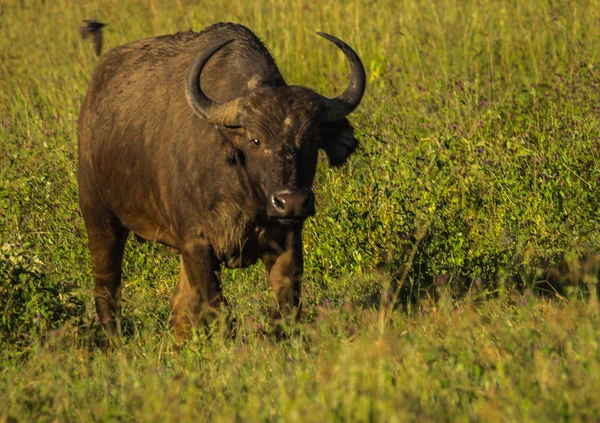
[270,215,313,225]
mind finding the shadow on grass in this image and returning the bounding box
[369,246,600,314]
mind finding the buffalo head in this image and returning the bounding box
[185,33,365,223]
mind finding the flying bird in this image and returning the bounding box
[80,19,106,56]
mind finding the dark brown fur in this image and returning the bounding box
[78,22,360,340]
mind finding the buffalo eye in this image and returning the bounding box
[250,138,261,147]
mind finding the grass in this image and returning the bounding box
[1,0,600,420]
[2,297,599,421]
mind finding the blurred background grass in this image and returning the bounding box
[1,0,599,420]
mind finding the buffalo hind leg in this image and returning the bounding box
[82,205,129,335]
[172,242,223,341]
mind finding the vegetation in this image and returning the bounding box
[1,0,599,420]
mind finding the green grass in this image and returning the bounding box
[2,297,600,421]
[1,0,600,420]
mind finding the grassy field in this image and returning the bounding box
[1,0,600,420]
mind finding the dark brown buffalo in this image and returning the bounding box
[78,22,365,339]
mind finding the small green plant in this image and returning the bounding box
[0,243,85,346]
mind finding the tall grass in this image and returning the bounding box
[1,0,599,420]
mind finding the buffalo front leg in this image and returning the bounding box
[81,205,129,333]
[172,242,222,341]
[263,228,304,325]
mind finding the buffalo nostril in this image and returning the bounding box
[271,194,286,213]
[269,190,315,218]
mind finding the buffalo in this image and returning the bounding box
[78,22,366,339]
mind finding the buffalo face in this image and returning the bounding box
[185,32,365,224]
[230,86,325,222]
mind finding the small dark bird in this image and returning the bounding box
[80,19,106,57]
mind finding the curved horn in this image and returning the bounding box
[185,39,242,126]
[316,32,366,122]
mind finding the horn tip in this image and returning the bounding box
[316,31,331,40]
[315,32,349,50]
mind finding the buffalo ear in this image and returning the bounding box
[320,119,358,167]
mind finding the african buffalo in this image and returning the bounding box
[78,22,365,339]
